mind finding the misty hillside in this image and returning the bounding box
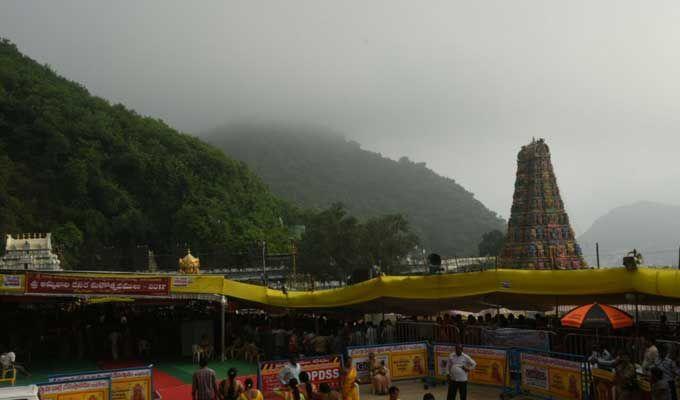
[0,39,292,267]
[578,201,680,267]
[206,126,505,256]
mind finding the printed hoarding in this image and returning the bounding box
[39,377,111,400]
[347,342,428,383]
[520,353,582,400]
[49,366,152,400]
[434,345,507,386]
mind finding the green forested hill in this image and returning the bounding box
[206,126,505,256]
[0,39,291,267]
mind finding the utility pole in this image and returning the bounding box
[677,245,679,270]
[596,242,600,269]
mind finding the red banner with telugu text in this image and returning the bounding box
[26,272,170,296]
[259,355,342,399]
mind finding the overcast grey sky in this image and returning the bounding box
[2,0,680,233]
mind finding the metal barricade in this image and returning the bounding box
[394,322,464,344]
[658,339,680,354]
[434,324,460,343]
[394,321,438,342]
[564,333,645,363]
[460,325,483,345]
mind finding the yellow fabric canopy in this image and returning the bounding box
[3,267,679,312]
[219,267,680,311]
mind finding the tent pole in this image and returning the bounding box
[221,295,226,362]
[635,294,640,336]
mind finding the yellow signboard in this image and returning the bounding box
[170,275,224,294]
[49,366,152,400]
[434,345,507,386]
[348,342,428,382]
[39,378,111,400]
[520,353,582,400]
[0,274,24,292]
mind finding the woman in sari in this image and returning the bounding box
[341,356,360,400]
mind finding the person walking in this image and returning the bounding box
[192,357,218,400]
[446,344,476,400]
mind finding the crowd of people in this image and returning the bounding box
[0,300,224,365]
[5,298,680,400]
[223,313,401,362]
[192,345,479,400]
[588,335,680,400]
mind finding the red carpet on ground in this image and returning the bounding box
[152,369,186,390]
[98,360,191,400]
[157,383,192,400]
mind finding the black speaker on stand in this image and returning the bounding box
[428,253,444,274]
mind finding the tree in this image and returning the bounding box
[478,230,505,257]
[0,38,293,268]
[206,126,506,257]
[360,214,419,274]
[52,222,84,269]
[297,203,362,279]
[298,204,420,279]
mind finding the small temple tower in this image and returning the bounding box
[499,139,587,269]
[0,233,62,271]
[179,249,200,274]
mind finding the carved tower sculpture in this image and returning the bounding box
[499,139,587,269]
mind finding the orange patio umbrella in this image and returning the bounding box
[561,302,634,330]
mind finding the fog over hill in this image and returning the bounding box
[578,201,680,268]
[205,125,505,256]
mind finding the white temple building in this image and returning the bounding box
[0,233,62,271]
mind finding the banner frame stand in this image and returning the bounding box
[514,347,591,400]
[432,342,515,395]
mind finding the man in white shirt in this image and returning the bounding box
[447,344,476,400]
[278,355,302,386]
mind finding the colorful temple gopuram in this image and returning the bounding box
[499,139,587,269]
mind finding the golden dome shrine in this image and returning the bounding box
[179,249,200,274]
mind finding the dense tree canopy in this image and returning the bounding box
[297,203,419,279]
[206,126,505,256]
[478,229,505,257]
[0,39,291,267]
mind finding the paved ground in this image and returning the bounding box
[359,380,505,400]
[10,361,510,399]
